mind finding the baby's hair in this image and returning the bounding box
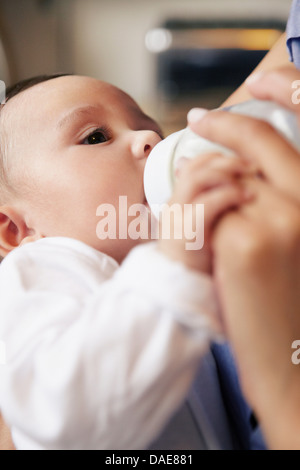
[4,73,72,103]
[0,72,72,203]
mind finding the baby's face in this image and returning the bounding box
[4,76,162,262]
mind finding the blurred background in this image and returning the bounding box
[0,0,292,134]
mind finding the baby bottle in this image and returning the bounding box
[144,99,300,218]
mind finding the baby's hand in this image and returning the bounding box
[157,153,255,274]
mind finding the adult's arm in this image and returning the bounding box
[222,33,296,107]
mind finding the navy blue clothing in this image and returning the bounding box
[287,0,300,68]
[150,343,266,450]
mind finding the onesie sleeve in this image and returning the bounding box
[286,0,300,69]
[0,238,222,450]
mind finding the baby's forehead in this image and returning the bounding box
[3,76,140,128]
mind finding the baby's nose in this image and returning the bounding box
[131,130,162,159]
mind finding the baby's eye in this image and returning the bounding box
[82,128,110,145]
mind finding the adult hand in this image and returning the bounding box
[188,69,300,206]
[212,178,300,450]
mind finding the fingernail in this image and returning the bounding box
[187,108,208,123]
[245,71,264,86]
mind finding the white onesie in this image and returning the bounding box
[0,237,221,450]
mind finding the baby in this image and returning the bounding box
[0,74,252,450]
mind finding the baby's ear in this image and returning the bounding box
[0,206,37,257]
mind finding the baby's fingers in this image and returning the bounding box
[175,154,256,203]
[195,183,253,242]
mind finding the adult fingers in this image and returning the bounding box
[188,109,300,203]
[246,66,300,114]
